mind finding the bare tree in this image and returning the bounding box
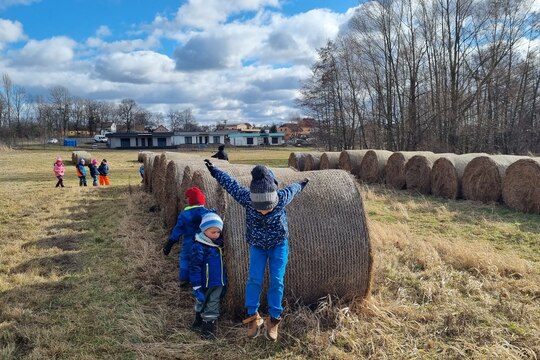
[117,98,138,132]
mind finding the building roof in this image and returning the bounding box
[107,132,174,137]
[228,133,284,137]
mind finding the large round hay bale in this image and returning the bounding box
[359,150,393,184]
[143,153,156,192]
[430,153,488,199]
[288,152,307,171]
[405,153,454,194]
[137,151,153,163]
[502,158,540,214]
[303,152,324,171]
[385,151,434,190]
[71,151,92,165]
[338,150,370,177]
[151,154,170,209]
[217,168,372,318]
[462,155,530,203]
[319,152,341,169]
[163,160,189,230]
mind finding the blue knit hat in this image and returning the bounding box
[250,165,278,210]
[200,212,223,233]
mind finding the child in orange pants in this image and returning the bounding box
[98,159,110,185]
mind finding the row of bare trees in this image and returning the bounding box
[298,0,540,154]
[0,74,202,145]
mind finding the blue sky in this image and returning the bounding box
[0,0,361,125]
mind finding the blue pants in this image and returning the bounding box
[179,238,193,283]
[246,241,289,319]
[78,176,87,186]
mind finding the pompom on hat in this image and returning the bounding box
[185,187,205,206]
[249,165,278,210]
[200,212,223,232]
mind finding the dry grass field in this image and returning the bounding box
[1,146,539,359]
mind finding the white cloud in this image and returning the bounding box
[0,19,26,47]
[96,25,111,38]
[9,36,76,66]
[0,0,39,10]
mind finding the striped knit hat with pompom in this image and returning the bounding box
[249,165,278,210]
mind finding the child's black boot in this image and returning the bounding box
[201,319,216,340]
[191,312,202,332]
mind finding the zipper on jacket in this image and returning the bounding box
[219,248,224,286]
[206,263,209,288]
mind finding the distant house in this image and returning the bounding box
[228,133,285,147]
[222,123,254,131]
[278,123,302,140]
[99,122,117,135]
[153,125,170,133]
[278,118,317,140]
[107,132,174,149]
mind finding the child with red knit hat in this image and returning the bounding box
[163,187,214,287]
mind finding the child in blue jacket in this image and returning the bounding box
[190,212,227,339]
[163,187,212,287]
[204,159,308,341]
[75,159,87,187]
[88,159,99,186]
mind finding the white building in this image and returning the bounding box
[228,133,285,147]
[172,131,230,146]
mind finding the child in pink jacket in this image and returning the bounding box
[54,157,65,188]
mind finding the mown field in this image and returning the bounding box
[1,146,539,359]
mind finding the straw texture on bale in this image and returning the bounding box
[405,153,454,194]
[163,160,189,230]
[385,151,434,189]
[71,151,92,165]
[216,168,372,318]
[359,150,393,183]
[462,155,529,203]
[502,158,540,213]
[338,150,370,177]
[430,153,487,199]
[319,152,341,169]
[151,154,169,209]
[303,152,324,171]
[288,152,307,171]
[142,153,156,192]
[137,151,153,163]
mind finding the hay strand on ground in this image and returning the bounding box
[319,152,341,169]
[462,155,529,203]
[502,157,540,213]
[359,150,393,183]
[385,151,434,190]
[338,150,370,177]
[405,153,454,194]
[430,153,488,199]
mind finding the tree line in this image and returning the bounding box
[298,0,540,154]
[0,74,205,145]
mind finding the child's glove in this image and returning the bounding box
[204,159,214,173]
[300,178,310,188]
[162,240,174,256]
[192,287,206,303]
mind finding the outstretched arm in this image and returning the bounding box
[278,178,309,207]
[205,160,250,207]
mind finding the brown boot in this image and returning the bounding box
[242,312,263,338]
[264,317,281,342]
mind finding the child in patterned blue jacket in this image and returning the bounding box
[163,187,213,287]
[190,212,227,340]
[204,159,309,341]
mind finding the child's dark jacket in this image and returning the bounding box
[88,163,99,177]
[190,232,227,289]
[210,168,305,249]
[169,205,213,244]
[98,163,109,176]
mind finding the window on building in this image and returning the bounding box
[121,138,131,148]
[185,136,192,144]
[213,136,220,144]
[247,137,254,145]
[157,138,166,147]
[271,136,278,144]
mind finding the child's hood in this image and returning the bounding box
[194,232,222,247]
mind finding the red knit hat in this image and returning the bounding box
[185,187,205,205]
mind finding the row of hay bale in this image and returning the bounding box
[138,151,373,318]
[289,151,540,214]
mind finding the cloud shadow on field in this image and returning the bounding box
[10,253,82,276]
[21,234,80,251]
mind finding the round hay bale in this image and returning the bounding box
[385,151,434,190]
[359,150,393,184]
[143,153,156,192]
[288,152,307,171]
[463,155,530,203]
[218,168,372,318]
[338,150,370,177]
[303,152,324,171]
[137,151,153,163]
[502,158,540,214]
[319,152,341,170]
[151,154,169,209]
[163,160,189,230]
[430,153,488,199]
[71,151,92,165]
[404,153,454,194]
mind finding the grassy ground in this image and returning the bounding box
[1,146,539,359]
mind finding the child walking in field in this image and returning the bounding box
[98,159,110,186]
[204,159,309,341]
[189,212,227,339]
[88,159,99,186]
[76,159,87,187]
[53,157,65,188]
[163,187,214,287]
[139,161,144,183]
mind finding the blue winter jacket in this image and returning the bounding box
[210,167,305,249]
[98,163,109,176]
[76,162,87,176]
[88,163,99,177]
[190,232,227,289]
[169,205,213,244]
